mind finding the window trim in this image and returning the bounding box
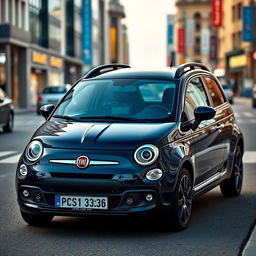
[180,74,212,123]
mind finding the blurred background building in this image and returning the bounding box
[173,0,256,97]
[0,0,128,108]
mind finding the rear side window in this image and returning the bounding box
[202,77,226,107]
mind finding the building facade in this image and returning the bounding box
[175,0,214,68]
[0,0,128,108]
[82,0,128,73]
[216,0,255,96]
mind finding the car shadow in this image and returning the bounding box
[23,187,254,238]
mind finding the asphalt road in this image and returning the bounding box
[0,99,256,256]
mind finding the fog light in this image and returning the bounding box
[22,189,30,198]
[35,193,42,202]
[146,194,153,202]
[18,164,28,179]
[146,169,163,181]
[126,197,134,205]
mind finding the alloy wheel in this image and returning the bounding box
[178,174,192,226]
[234,147,243,193]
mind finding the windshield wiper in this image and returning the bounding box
[52,115,81,122]
[79,115,144,123]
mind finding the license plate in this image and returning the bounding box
[55,195,108,210]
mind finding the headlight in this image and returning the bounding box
[25,140,43,162]
[146,168,163,181]
[134,144,159,166]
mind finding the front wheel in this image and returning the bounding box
[220,146,243,197]
[162,168,193,231]
[20,210,53,226]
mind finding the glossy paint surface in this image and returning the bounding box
[16,67,243,218]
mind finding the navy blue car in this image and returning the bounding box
[16,63,244,230]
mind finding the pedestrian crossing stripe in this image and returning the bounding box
[0,151,17,158]
[243,151,256,164]
[243,112,254,118]
[0,153,21,164]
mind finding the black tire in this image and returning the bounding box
[220,146,243,197]
[252,100,256,108]
[3,113,14,132]
[20,210,53,226]
[163,168,193,231]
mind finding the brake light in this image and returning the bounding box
[38,96,43,102]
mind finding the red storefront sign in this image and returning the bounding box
[212,0,222,27]
[178,28,185,54]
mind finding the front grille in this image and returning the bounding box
[50,172,114,180]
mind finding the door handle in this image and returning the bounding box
[215,124,224,131]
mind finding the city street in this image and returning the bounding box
[0,99,256,256]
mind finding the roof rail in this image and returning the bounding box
[84,64,131,79]
[174,62,210,79]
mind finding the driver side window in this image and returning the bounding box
[184,77,209,122]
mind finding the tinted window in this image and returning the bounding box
[184,77,209,121]
[203,77,225,107]
[54,79,177,122]
[43,87,67,94]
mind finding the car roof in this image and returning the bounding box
[87,68,177,81]
[83,63,212,81]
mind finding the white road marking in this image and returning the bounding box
[243,112,254,118]
[243,151,256,164]
[0,151,17,158]
[0,153,21,164]
[0,173,11,179]
[234,113,240,118]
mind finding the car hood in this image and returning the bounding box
[32,121,177,150]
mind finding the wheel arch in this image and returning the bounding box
[179,158,194,186]
[237,137,244,155]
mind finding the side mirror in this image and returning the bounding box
[40,104,55,120]
[191,106,216,131]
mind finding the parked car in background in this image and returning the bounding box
[37,85,70,114]
[0,88,14,132]
[222,84,234,104]
[16,63,244,231]
[252,84,256,108]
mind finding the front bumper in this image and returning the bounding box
[17,181,170,216]
[16,147,176,217]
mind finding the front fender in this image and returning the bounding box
[157,143,194,204]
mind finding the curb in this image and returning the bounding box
[242,222,256,256]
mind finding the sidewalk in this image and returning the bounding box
[242,220,256,256]
[14,107,36,115]
[233,96,251,106]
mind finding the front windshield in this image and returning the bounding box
[53,79,177,122]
